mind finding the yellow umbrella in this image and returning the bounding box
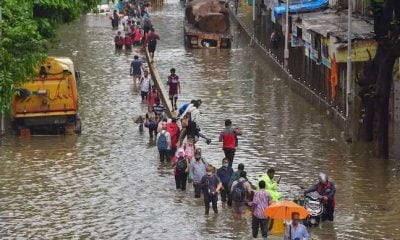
[264,200,309,220]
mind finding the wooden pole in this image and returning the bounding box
[144,46,175,118]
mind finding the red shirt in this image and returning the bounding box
[167,74,179,95]
[124,36,132,46]
[219,127,238,149]
[114,36,124,45]
[147,90,159,107]
[133,29,142,42]
[167,122,180,149]
[145,32,160,45]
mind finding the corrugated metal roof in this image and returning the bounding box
[293,9,375,42]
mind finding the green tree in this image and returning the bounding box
[0,0,98,122]
[358,0,400,158]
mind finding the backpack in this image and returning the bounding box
[176,156,187,174]
[231,181,246,202]
[157,132,168,150]
[149,35,157,48]
[143,17,152,28]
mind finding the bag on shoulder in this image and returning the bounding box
[176,156,187,174]
[157,132,168,150]
[231,181,246,202]
[144,17,152,29]
[149,36,157,48]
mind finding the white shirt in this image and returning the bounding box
[121,15,129,25]
[140,76,151,92]
[191,108,201,129]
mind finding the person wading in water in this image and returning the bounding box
[219,119,242,169]
[167,68,181,111]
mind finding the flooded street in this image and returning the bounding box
[1,0,400,239]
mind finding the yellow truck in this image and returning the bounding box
[12,57,81,135]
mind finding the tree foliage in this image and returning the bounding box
[0,0,99,116]
[358,0,400,158]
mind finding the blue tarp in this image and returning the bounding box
[274,0,329,17]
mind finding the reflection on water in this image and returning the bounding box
[1,1,400,239]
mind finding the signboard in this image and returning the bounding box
[335,40,377,63]
[302,30,312,44]
[303,31,318,62]
[271,10,276,23]
[304,42,311,57]
[321,37,331,68]
[292,24,298,37]
[311,48,319,61]
[291,36,303,47]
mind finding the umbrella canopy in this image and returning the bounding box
[264,200,309,220]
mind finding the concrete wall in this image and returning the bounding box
[329,0,338,7]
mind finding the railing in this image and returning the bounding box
[228,7,346,127]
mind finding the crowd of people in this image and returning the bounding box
[111,0,160,60]
[118,0,337,238]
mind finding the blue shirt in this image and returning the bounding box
[284,223,309,240]
[190,159,207,182]
[217,166,233,188]
[130,60,142,75]
[178,103,189,116]
[201,174,221,195]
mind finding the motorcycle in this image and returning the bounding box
[295,191,324,226]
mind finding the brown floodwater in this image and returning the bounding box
[1,1,400,239]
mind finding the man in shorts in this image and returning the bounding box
[145,28,160,61]
[130,55,143,85]
[167,68,180,110]
[139,70,151,103]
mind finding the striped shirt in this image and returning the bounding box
[252,190,272,219]
[153,103,166,117]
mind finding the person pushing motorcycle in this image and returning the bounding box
[304,173,336,221]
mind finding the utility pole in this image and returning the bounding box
[284,0,289,69]
[0,0,5,137]
[252,0,256,29]
[345,0,353,142]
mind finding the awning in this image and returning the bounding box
[273,0,329,17]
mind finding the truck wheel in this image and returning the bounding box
[227,39,232,48]
[75,117,82,134]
